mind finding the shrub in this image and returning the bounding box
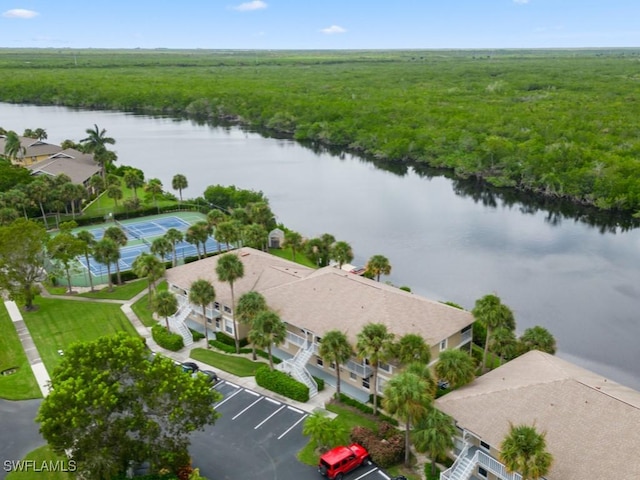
[152,324,184,351]
[209,340,236,353]
[337,393,398,426]
[111,270,139,284]
[189,329,205,341]
[254,365,309,402]
[215,331,249,348]
[425,462,441,480]
[313,376,325,391]
[349,425,404,468]
[254,348,282,364]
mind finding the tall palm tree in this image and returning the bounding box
[318,330,353,398]
[123,169,144,199]
[3,131,25,163]
[365,254,392,282]
[500,423,553,480]
[435,349,476,389]
[207,209,227,253]
[132,252,165,302]
[330,241,354,269]
[413,408,457,477]
[491,326,518,365]
[216,253,245,353]
[28,176,52,229]
[107,184,123,208]
[472,294,515,372]
[47,232,85,294]
[395,333,431,365]
[236,291,268,360]
[215,220,241,252]
[171,174,188,202]
[144,178,164,213]
[243,223,268,251]
[151,236,172,262]
[284,230,303,261]
[382,369,432,466]
[356,322,395,415]
[76,230,96,291]
[189,279,216,347]
[33,128,47,141]
[153,290,179,332]
[251,310,286,370]
[104,226,128,285]
[162,228,183,268]
[519,325,557,355]
[92,237,119,291]
[193,221,212,257]
[185,225,202,259]
[80,124,116,182]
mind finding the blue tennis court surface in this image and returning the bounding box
[76,215,229,276]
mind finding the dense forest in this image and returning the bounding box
[1,48,640,212]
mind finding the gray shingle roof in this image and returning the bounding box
[435,350,640,480]
[27,149,100,184]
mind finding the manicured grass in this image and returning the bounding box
[0,303,41,400]
[83,182,179,217]
[131,282,167,327]
[78,279,147,300]
[190,348,267,377]
[5,444,74,480]
[23,297,139,371]
[268,247,318,269]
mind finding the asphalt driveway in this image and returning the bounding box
[0,399,44,480]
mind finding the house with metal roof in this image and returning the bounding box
[434,350,640,480]
[164,247,474,398]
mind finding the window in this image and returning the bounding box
[206,318,212,324]
[440,338,448,351]
[317,358,324,367]
[316,336,322,343]
[224,320,233,334]
[224,305,231,314]
[478,467,487,478]
[215,317,220,329]
[214,302,220,310]
[362,377,370,389]
[329,362,336,370]
[350,371,357,380]
[379,362,391,373]
[480,440,490,451]
[461,324,472,334]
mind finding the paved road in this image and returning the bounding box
[0,399,44,480]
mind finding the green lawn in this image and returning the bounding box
[268,247,318,269]
[5,445,74,480]
[83,182,179,217]
[0,303,41,400]
[190,348,267,377]
[131,281,167,327]
[23,297,138,371]
[78,279,147,300]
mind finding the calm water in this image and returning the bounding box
[3,103,639,389]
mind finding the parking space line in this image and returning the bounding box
[354,468,380,480]
[232,397,263,420]
[214,387,243,408]
[245,389,260,397]
[264,397,281,406]
[277,413,307,440]
[254,405,286,430]
[286,406,304,414]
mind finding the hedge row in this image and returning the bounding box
[254,365,309,402]
[209,339,235,353]
[215,331,249,348]
[337,393,398,426]
[350,424,404,468]
[313,376,325,391]
[152,324,184,351]
[190,329,205,341]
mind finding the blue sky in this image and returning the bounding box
[1,0,639,49]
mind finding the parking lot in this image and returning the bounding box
[190,379,393,480]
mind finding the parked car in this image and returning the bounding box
[197,370,219,385]
[180,362,199,374]
[318,443,369,479]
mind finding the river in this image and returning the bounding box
[3,103,639,390]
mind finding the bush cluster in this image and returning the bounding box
[189,329,205,341]
[152,324,184,351]
[254,365,309,402]
[337,393,398,426]
[209,340,235,353]
[215,331,249,348]
[313,376,325,391]
[349,424,404,468]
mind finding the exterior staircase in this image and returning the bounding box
[167,297,194,347]
[447,453,475,480]
[276,340,318,397]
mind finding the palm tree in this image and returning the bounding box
[3,131,25,163]
[243,223,268,251]
[28,176,52,229]
[93,237,119,291]
[144,178,164,212]
[215,220,241,252]
[435,349,476,389]
[207,209,227,229]
[80,124,116,182]
[318,330,353,398]
[356,322,395,415]
[413,408,457,477]
[76,230,96,291]
[163,228,183,267]
[284,230,303,261]
[33,128,47,141]
[519,325,557,355]
[123,169,145,199]
[383,369,433,466]
[132,252,165,302]
[151,236,172,262]
[236,291,268,360]
[303,411,348,452]
[185,225,202,259]
[104,226,127,285]
[500,423,553,480]
[89,175,105,207]
[107,184,123,208]
[365,254,392,282]
[193,221,212,257]
[491,327,518,365]
[189,279,216,347]
[216,253,245,353]
[47,232,85,294]
[172,174,188,202]
[247,201,275,229]
[330,241,354,269]
[153,290,179,332]
[472,294,516,372]
[395,333,431,365]
[251,310,286,370]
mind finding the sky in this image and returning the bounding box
[1,0,639,50]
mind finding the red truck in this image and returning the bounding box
[318,443,369,480]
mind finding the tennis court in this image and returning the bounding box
[75,213,229,278]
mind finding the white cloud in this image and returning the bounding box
[320,25,347,35]
[513,0,530,4]
[3,9,39,19]
[232,1,267,12]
